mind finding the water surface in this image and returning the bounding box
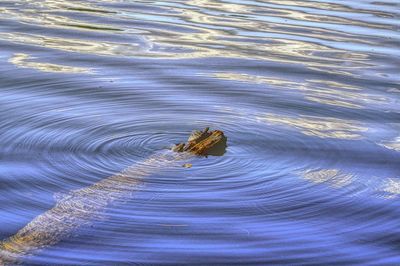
[0,0,400,264]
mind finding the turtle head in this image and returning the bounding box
[173,127,227,156]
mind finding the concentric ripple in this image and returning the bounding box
[1,0,400,265]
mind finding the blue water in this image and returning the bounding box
[0,0,400,264]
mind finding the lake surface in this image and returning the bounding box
[0,0,399,264]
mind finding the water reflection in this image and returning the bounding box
[213,72,387,109]
[0,33,147,57]
[0,0,119,32]
[213,72,298,87]
[0,0,386,70]
[302,169,354,188]
[257,113,367,140]
[380,178,400,199]
[302,79,375,109]
[9,53,92,73]
[379,136,400,152]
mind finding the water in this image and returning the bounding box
[0,0,399,264]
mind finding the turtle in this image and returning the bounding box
[0,128,227,265]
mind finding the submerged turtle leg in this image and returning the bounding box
[0,128,227,265]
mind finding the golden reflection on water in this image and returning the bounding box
[213,72,298,87]
[302,79,387,109]
[25,0,115,14]
[379,136,400,152]
[187,0,250,14]
[257,113,367,140]
[0,0,379,75]
[216,105,367,141]
[213,71,386,109]
[0,33,147,57]
[186,0,391,29]
[1,0,373,70]
[9,53,92,74]
[148,12,368,72]
[302,169,354,188]
[0,0,120,32]
[150,0,375,71]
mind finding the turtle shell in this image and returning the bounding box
[188,130,202,142]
